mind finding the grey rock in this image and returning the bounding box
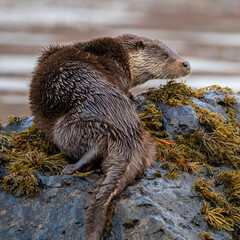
[0,116,34,135]
[191,97,228,119]
[203,90,225,104]
[157,104,199,138]
[232,94,240,122]
[196,90,228,118]
[134,90,240,138]
[110,169,231,240]
[0,169,231,240]
[134,98,200,139]
[193,90,240,121]
[0,91,237,240]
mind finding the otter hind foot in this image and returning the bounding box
[62,146,100,175]
[61,164,76,175]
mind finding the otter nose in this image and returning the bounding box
[182,61,190,70]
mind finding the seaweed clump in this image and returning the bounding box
[138,103,166,138]
[140,80,240,170]
[139,81,239,237]
[200,231,215,240]
[143,80,205,107]
[193,170,240,236]
[0,121,68,197]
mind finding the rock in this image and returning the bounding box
[0,90,237,240]
[157,104,199,138]
[232,94,240,122]
[193,90,240,121]
[110,168,231,240]
[0,168,231,240]
[0,116,34,135]
[135,90,240,138]
[135,98,200,138]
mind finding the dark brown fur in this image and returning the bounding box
[29,34,190,240]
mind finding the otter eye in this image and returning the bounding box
[162,53,168,59]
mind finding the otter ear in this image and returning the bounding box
[135,40,145,50]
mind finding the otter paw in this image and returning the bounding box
[61,164,76,175]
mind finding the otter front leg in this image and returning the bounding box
[62,146,99,175]
[126,91,134,100]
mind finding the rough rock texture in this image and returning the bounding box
[1,90,238,240]
[232,94,240,122]
[0,169,231,240]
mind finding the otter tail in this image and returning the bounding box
[84,130,156,240]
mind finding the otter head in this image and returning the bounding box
[116,34,191,87]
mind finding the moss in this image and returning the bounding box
[12,123,61,155]
[202,202,234,232]
[73,171,94,177]
[176,129,240,169]
[215,170,240,206]
[155,137,201,173]
[0,153,8,165]
[199,85,234,95]
[202,163,221,176]
[8,151,68,174]
[138,104,163,129]
[0,131,15,153]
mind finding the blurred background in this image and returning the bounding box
[0,0,240,123]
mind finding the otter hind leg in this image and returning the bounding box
[62,146,100,175]
[84,131,156,240]
[84,150,129,240]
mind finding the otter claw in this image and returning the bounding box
[61,164,76,175]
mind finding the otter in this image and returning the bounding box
[29,34,190,240]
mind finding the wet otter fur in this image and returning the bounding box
[29,34,190,240]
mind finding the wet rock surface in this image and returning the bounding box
[0,90,238,240]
